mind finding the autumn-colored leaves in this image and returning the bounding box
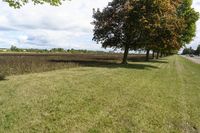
[93,0,199,63]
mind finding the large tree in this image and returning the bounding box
[130,0,183,61]
[93,0,199,63]
[92,0,182,63]
[158,0,199,56]
[92,0,141,64]
[178,0,199,46]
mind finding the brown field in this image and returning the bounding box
[0,53,147,76]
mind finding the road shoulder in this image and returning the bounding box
[181,55,200,64]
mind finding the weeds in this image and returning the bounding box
[0,53,146,76]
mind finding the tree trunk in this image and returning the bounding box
[122,44,129,64]
[152,50,155,59]
[156,51,159,59]
[146,49,150,61]
[160,51,163,57]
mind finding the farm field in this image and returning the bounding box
[0,53,146,76]
[0,55,200,132]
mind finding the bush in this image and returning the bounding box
[0,73,6,80]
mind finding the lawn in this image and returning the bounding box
[0,55,199,132]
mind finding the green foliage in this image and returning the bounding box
[182,45,200,55]
[93,0,199,62]
[10,45,21,52]
[25,48,49,53]
[5,46,107,54]
[182,48,191,55]
[50,48,65,53]
[3,0,64,8]
[178,0,199,46]
[9,46,48,53]
[195,45,200,55]
[93,0,145,63]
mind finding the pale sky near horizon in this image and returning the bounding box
[0,0,199,50]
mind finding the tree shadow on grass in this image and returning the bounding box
[0,78,8,82]
[90,56,169,64]
[144,60,168,64]
[49,59,159,70]
[128,57,169,64]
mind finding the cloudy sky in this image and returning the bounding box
[0,0,199,50]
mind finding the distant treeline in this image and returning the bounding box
[0,45,109,54]
[182,45,200,55]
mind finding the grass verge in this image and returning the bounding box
[0,55,199,132]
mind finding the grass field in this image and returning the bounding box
[0,55,200,132]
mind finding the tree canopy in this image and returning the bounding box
[3,0,65,8]
[182,45,200,55]
[93,0,199,63]
[178,0,199,46]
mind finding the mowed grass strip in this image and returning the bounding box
[0,55,199,132]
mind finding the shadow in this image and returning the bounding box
[128,57,169,64]
[147,60,168,64]
[49,59,159,70]
[91,57,120,61]
[0,79,8,81]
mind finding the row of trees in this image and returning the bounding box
[4,0,199,63]
[92,0,199,63]
[8,45,108,54]
[182,45,200,55]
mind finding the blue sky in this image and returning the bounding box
[0,0,199,50]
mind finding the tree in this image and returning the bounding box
[138,0,198,60]
[131,0,183,60]
[195,45,200,55]
[182,48,190,55]
[178,0,199,46]
[10,45,18,51]
[132,0,199,60]
[182,47,195,55]
[50,48,65,52]
[92,0,184,63]
[3,0,65,8]
[92,1,140,64]
[189,47,195,55]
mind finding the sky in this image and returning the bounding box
[0,0,199,50]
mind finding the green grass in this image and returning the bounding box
[0,55,199,132]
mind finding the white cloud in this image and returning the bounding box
[0,0,112,50]
[18,35,28,43]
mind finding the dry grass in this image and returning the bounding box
[0,53,146,76]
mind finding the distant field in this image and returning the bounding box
[0,55,199,132]
[0,53,146,75]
